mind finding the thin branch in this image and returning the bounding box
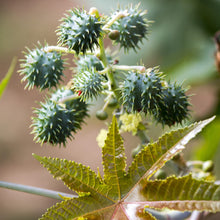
[112,64,146,73]
[43,46,75,54]
[58,94,79,104]
[103,11,128,30]
[0,181,77,200]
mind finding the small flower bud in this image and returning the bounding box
[108,30,120,40]
[96,110,108,120]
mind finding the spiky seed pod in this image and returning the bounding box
[111,5,149,52]
[32,101,79,146]
[121,71,143,112]
[57,8,103,54]
[154,83,190,126]
[72,68,105,101]
[51,88,89,123]
[20,45,64,90]
[121,70,163,113]
[141,68,164,114]
[32,88,88,146]
[76,55,104,72]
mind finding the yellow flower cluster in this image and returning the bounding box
[96,129,108,148]
[119,113,142,135]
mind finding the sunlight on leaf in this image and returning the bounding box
[126,116,216,188]
[34,116,219,220]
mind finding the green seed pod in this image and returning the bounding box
[20,44,64,90]
[32,88,88,146]
[51,88,88,123]
[121,71,143,112]
[32,101,79,146]
[108,30,120,40]
[154,82,190,126]
[58,8,103,54]
[72,68,105,101]
[76,55,104,72]
[141,68,164,114]
[96,110,108,120]
[121,69,163,114]
[111,5,149,52]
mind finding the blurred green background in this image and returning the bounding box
[0,0,219,219]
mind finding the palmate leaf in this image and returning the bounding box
[127,116,215,185]
[126,174,220,215]
[34,115,219,220]
[102,116,129,200]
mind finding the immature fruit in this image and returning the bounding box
[58,8,103,54]
[96,110,108,120]
[20,45,64,90]
[76,55,104,72]
[111,5,149,52]
[72,68,105,101]
[51,88,88,123]
[32,101,78,146]
[155,83,190,126]
[108,30,120,40]
[32,88,88,146]
[121,69,163,113]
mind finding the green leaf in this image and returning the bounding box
[127,116,215,186]
[35,116,219,220]
[33,155,113,203]
[0,57,17,99]
[142,174,220,201]
[102,115,128,200]
[40,195,116,220]
[138,174,220,213]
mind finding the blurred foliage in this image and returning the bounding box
[0,57,16,99]
[193,117,220,161]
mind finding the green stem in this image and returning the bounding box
[98,36,120,101]
[0,181,76,200]
[103,11,128,31]
[43,46,76,54]
[112,64,146,73]
[58,94,79,104]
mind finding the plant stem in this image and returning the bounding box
[112,64,146,73]
[58,94,79,104]
[98,36,120,101]
[103,11,128,30]
[43,46,76,54]
[0,181,76,200]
